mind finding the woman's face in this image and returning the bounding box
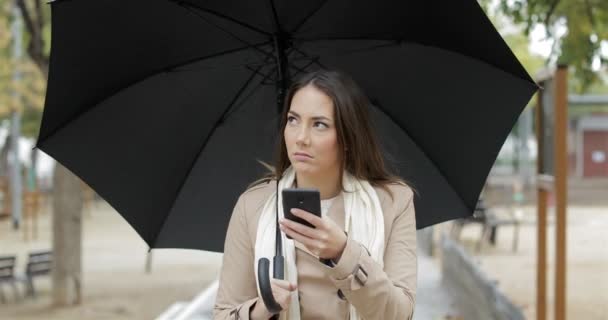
[284,84,341,177]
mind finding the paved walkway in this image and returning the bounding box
[413,250,461,320]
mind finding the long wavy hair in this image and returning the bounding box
[250,69,409,199]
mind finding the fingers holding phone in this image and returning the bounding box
[281,188,321,239]
[279,188,347,260]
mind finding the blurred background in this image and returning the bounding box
[0,0,606,319]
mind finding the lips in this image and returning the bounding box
[294,152,313,158]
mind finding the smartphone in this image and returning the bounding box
[282,188,321,239]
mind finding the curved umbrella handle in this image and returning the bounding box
[257,256,284,315]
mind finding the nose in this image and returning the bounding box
[296,126,310,146]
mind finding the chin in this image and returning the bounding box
[292,161,320,175]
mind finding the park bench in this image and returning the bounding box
[450,198,520,253]
[20,250,52,297]
[0,255,20,303]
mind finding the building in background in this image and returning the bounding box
[574,115,608,178]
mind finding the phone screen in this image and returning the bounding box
[282,188,321,239]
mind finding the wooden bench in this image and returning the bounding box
[0,255,20,303]
[20,250,52,297]
[450,199,520,253]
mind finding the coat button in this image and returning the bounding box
[337,289,346,301]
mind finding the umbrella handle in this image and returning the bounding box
[257,256,284,315]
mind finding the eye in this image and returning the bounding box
[314,121,329,129]
[287,116,297,124]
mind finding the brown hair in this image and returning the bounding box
[250,69,410,200]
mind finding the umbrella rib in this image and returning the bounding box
[36,44,269,147]
[290,47,327,70]
[168,0,271,36]
[178,3,276,62]
[245,65,274,81]
[296,37,539,87]
[372,99,475,213]
[222,69,266,122]
[287,58,321,79]
[221,47,289,122]
[222,69,273,122]
[220,41,314,124]
[153,70,268,247]
[290,0,330,34]
[175,53,321,74]
[267,0,284,33]
[171,43,303,74]
[294,40,400,58]
[174,48,294,123]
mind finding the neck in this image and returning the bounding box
[295,170,341,200]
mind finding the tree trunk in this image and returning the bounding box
[51,162,83,306]
[27,148,38,191]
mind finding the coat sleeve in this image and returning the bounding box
[214,194,263,319]
[322,186,417,320]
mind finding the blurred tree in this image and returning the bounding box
[480,0,608,93]
[13,0,84,307]
[0,1,45,181]
[504,32,547,80]
[480,2,547,180]
[0,0,46,116]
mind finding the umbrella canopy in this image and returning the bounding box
[37,0,537,252]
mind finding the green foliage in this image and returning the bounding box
[503,32,546,79]
[487,0,608,92]
[482,2,547,111]
[0,0,47,138]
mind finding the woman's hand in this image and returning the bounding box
[279,208,347,261]
[271,279,297,310]
[251,279,297,319]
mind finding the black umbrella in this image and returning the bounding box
[37,0,537,313]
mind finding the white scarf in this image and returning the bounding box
[254,166,385,320]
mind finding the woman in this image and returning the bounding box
[213,70,417,320]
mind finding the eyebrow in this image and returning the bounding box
[288,110,332,122]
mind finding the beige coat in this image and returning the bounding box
[213,180,417,320]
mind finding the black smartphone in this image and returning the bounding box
[282,188,321,239]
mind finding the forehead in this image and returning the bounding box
[289,85,334,118]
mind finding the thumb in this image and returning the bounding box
[272,279,298,291]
